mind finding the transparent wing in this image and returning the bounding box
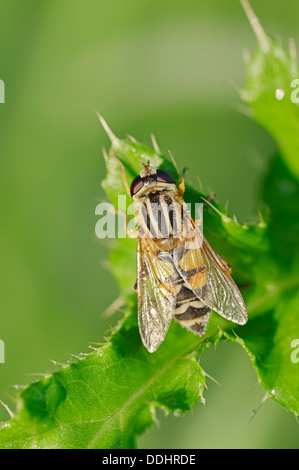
[173,215,248,325]
[137,237,176,353]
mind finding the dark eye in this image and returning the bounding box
[130,175,144,196]
[156,169,175,184]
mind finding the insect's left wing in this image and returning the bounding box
[137,237,177,353]
[173,215,248,326]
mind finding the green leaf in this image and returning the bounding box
[261,154,299,261]
[241,0,299,180]
[236,1,299,415]
[225,290,299,415]
[0,311,207,449]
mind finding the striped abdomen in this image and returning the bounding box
[173,276,211,336]
[156,248,211,337]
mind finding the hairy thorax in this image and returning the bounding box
[135,190,184,250]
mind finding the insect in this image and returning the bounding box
[127,161,248,353]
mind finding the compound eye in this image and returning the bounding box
[156,169,175,184]
[130,175,144,196]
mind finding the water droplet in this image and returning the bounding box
[275,89,285,100]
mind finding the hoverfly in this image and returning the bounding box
[128,161,248,353]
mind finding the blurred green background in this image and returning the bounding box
[0,0,298,448]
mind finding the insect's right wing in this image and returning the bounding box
[173,215,248,326]
[137,237,176,353]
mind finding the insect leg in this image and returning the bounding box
[118,159,131,196]
[178,167,187,198]
[218,256,232,274]
[202,193,216,207]
[109,150,131,196]
[105,154,138,237]
[127,229,138,238]
[209,247,232,275]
